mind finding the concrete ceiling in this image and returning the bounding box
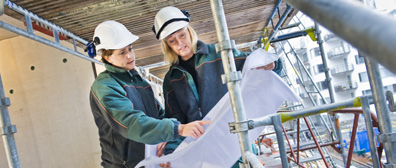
[2,0,297,78]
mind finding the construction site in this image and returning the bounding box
[1,0,396,167]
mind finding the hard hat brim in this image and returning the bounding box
[159,21,189,40]
[96,33,139,52]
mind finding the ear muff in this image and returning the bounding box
[152,25,156,35]
[180,9,190,21]
[93,36,101,45]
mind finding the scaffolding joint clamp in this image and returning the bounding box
[386,91,396,112]
[0,125,17,135]
[377,133,396,143]
[215,40,236,53]
[228,120,254,133]
[0,97,11,107]
[221,71,242,84]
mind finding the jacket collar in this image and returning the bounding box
[105,63,139,78]
[195,40,209,55]
[105,63,127,73]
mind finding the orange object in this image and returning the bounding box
[24,21,68,40]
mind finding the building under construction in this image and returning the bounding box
[0,0,395,167]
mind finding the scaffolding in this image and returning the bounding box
[211,0,396,167]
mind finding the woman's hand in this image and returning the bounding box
[159,162,171,168]
[251,61,275,70]
[178,120,211,139]
[157,142,170,168]
[156,142,167,157]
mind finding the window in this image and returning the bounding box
[301,52,309,62]
[315,64,324,74]
[355,55,365,64]
[311,47,321,57]
[351,92,355,98]
[359,72,368,82]
[362,89,372,95]
[316,81,328,90]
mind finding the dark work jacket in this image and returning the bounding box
[90,64,180,168]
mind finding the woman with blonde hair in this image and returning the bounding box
[152,6,282,160]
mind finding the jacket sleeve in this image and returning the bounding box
[91,78,180,145]
[273,58,283,76]
[164,137,186,155]
[155,98,166,119]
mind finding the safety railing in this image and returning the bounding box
[331,63,354,75]
[327,45,351,59]
[251,96,382,168]
[334,82,358,92]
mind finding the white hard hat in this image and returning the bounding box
[153,6,190,40]
[93,20,139,53]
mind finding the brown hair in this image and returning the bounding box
[99,49,114,64]
[161,25,198,65]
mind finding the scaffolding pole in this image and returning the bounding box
[209,0,261,167]
[263,5,292,49]
[283,0,396,74]
[0,74,20,168]
[359,0,396,167]
[314,22,347,166]
[365,58,396,167]
[284,0,396,165]
[361,97,381,168]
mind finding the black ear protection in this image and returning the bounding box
[180,9,190,21]
[84,36,101,57]
[152,9,191,39]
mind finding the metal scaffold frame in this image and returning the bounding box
[212,0,396,167]
[0,74,20,168]
[0,1,165,167]
[283,0,396,167]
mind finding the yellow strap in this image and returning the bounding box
[305,28,317,41]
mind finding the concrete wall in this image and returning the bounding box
[0,33,103,167]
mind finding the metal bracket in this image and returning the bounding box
[221,71,242,84]
[0,97,11,107]
[386,91,396,112]
[215,40,236,53]
[0,125,17,135]
[377,133,396,143]
[228,120,254,133]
